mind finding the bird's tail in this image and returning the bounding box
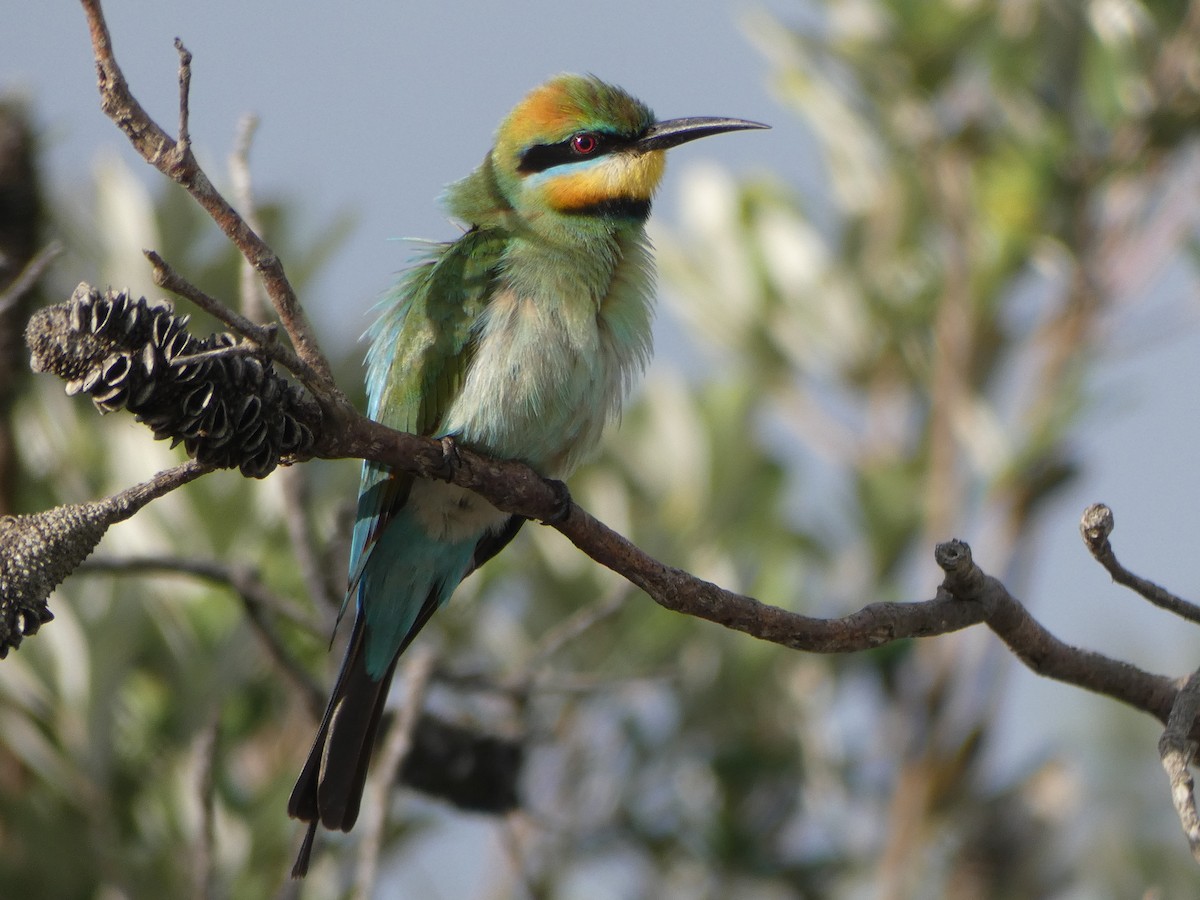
[287,611,399,878]
[287,517,522,877]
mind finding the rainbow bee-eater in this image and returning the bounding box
[288,74,765,875]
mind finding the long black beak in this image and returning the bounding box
[636,116,769,153]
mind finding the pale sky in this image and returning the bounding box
[4,0,787,349]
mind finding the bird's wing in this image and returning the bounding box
[346,228,508,599]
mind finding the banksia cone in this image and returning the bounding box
[26,284,320,478]
[0,504,108,657]
[0,462,206,656]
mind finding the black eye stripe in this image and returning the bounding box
[517,131,628,174]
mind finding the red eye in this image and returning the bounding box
[571,133,599,155]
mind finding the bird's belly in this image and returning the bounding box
[439,292,633,477]
[407,478,508,544]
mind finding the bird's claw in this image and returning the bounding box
[436,436,462,481]
[541,479,573,525]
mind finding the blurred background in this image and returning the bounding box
[4,1,1200,897]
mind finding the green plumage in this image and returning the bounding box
[367,230,507,435]
[288,73,766,879]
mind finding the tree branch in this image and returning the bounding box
[1160,668,1200,862]
[1080,502,1200,625]
[79,0,341,404]
[143,250,289,369]
[936,539,1178,724]
[191,716,219,900]
[229,114,270,326]
[0,241,60,316]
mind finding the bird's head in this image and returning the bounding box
[446,74,766,238]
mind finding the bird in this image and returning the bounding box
[287,73,766,876]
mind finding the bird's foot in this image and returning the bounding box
[436,435,462,482]
[541,479,573,525]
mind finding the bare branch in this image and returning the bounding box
[936,539,1178,723]
[552,499,987,653]
[173,38,191,152]
[1080,503,1200,625]
[0,241,60,316]
[116,459,211,510]
[26,280,1190,739]
[78,0,343,403]
[168,341,272,366]
[325,417,1183,727]
[1160,668,1200,862]
[144,250,292,369]
[229,114,270,326]
[25,276,1191,787]
[278,466,341,615]
[191,716,219,900]
[337,415,990,652]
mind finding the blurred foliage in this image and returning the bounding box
[4,1,1200,898]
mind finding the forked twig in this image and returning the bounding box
[79,0,341,402]
[144,250,283,360]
